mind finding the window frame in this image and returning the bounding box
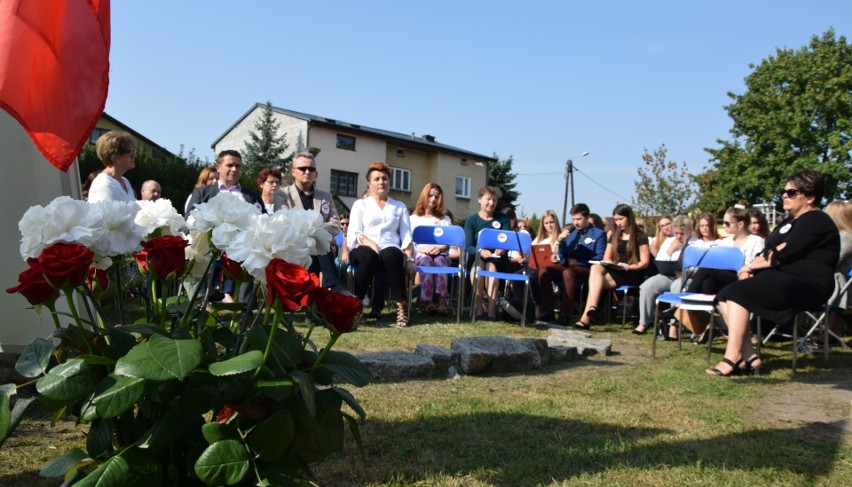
[455,175,471,199]
[330,169,358,197]
[336,134,356,151]
[390,166,411,192]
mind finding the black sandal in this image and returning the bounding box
[706,358,742,377]
[574,319,591,330]
[632,324,649,335]
[741,355,762,376]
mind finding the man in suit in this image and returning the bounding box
[187,150,262,212]
[536,203,607,324]
[274,151,348,293]
[187,150,262,304]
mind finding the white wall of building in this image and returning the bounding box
[0,111,79,352]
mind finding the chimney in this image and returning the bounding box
[422,134,436,142]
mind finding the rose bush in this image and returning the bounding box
[1,194,370,486]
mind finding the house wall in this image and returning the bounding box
[307,127,386,208]
[213,106,308,164]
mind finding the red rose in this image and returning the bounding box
[221,253,250,282]
[132,249,149,275]
[86,267,109,295]
[141,235,189,280]
[6,266,59,306]
[27,242,94,289]
[313,288,362,334]
[265,259,318,311]
[215,404,236,423]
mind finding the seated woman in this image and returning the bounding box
[824,200,852,334]
[692,213,722,248]
[711,169,839,376]
[576,204,650,330]
[686,207,765,295]
[748,209,770,238]
[633,215,693,336]
[464,186,511,320]
[257,167,283,213]
[649,215,674,258]
[521,209,561,317]
[347,163,415,328]
[410,182,453,315]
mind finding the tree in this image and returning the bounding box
[242,101,293,186]
[488,153,520,213]
[631,144,696,216]
[697,29,852,213]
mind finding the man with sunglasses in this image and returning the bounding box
[275,152,347,293]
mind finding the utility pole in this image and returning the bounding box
[561,151,588,223]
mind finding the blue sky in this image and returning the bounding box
[106,1,851,220]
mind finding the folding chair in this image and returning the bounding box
[469,229,532,327]
[407,225,467,323]
[609,285,639,327]
[651,245,744,359]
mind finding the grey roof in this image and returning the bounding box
[212,103,497,163]
[101,112,176,158]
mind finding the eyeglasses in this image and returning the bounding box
[124,148,137,157]
[294,166,317,173]
[340,221,349,226]
[779,188,802,198]
[265,180,280,185]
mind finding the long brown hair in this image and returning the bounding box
[413,182,446,217]
[606,204,643,264]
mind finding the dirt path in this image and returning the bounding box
[755,378,852,443]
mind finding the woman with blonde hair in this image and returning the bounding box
[410,182,453,315]
[88,131,138,203]
[650,215,673,257]
[184,167,218,214]
[576,204,650,329]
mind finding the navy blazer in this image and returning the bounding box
[558,225,606,266]
[186,184,263,214]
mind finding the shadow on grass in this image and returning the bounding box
[0,470,46,487]
[316,412,848,486]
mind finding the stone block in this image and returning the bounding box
[414,344,459,377]
[450,336,547,374]
[355,350,436,381]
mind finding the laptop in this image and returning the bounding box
[529,244,554,270]
[655,260,680,277]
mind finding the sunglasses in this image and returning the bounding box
[722,221,733,227]
[294,166,317,173]
[779,188,803,198]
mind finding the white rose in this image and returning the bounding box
[135,199,186,237]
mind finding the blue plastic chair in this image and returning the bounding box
[469,229,532,327]
[407,225,467,323]
[652,245,744,359]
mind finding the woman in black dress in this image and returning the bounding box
[576,204,650,329]
[709,169,840,376]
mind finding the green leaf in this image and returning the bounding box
[209,350,263,377]
[15,338,54,378]
[335,387,366,420]
[202,422,239,445]
[246,324,302,372]
[247,408,295,461]
[343,412,366,459]
[36,359,96,403]
[86,419,113,458]
[321,350,372,387]
[75,354,117,367]
[148,335,203,380]
[114,342,174,381]
[0,394,9,447]
[73,454,131,487]
[290,370,315,419]
[39,447,88,478]
[116,323,170,337]
[194,439,250,486]
[92,376,146,419]
[256,378,294,401]
[1,396,35,448]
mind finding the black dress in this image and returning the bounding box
[716,211,839,322]
[607,235,649,287]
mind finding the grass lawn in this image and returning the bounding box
[2,311,851,486]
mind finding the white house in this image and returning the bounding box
[211,104,495,219]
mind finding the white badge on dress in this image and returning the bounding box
[321,202,330,215]
[584,237,593,244]
[779,223,792,234]
[492,221,501,229]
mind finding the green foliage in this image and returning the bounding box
[80,143,210,214]
[488,153,520,213]
[699,29,852,212]
[242,101,293,189]
[526,212,540,236]
[631,144,697,216]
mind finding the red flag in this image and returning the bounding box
[0,0,110,172]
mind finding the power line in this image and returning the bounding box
[572,165,631,202]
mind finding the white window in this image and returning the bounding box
[455,176,471,198]
[390,167,411,192]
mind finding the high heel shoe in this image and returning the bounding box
[632,324,649,335]
[706,358,743,377]
[741,355,762,376]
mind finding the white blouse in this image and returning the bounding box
[348,197,413,251]
[87,173,136,203]
[720,234,765,265]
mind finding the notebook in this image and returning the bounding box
[530,244,554,270]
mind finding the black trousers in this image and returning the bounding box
[350,246,406,303]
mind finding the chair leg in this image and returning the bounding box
[792,313,799,374]
[706,311,715,364]
[652,304,660,358]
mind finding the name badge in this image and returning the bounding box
[492,221,501,229]
[584,237,593,244]
[779,223,792,234]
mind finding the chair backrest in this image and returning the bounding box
[335,232,343,247]
[682,245,744,272]
[412,225,466,248]
[476,228,532,254]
